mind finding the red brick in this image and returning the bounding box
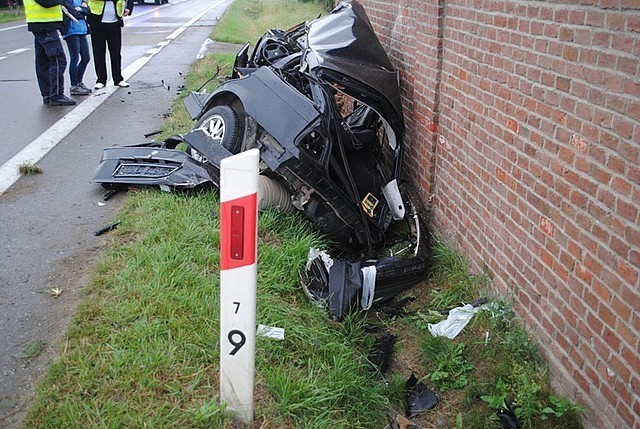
[584,364,599,390]
[587,310,604,335]
[603,328,622,352]
[600,382,617,407]
[616,261,639,284]
[574,370,591,392]
[611,378,633,408]
[609,236,630,259]
[618,401,635,427]
[540,216,555,237]
[598,303,617,329]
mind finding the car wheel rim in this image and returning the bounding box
[202,114,225,144]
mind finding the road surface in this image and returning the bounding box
[0,0,235,426]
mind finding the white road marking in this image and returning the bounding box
[0,46,30,61]
[0,23,26,32]
[7,48,29,55]
[0,0,226,195]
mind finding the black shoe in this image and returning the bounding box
[43,96,50,104]
[49,95,77,106]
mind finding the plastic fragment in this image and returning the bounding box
[428,303,484,339]
[405,373,438,416]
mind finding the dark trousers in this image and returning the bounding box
[64,35,91,86]
[89,20,123,85]
[33,30,67,98]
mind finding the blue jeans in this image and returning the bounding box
[64,35,90,86]
[33,30,67,98]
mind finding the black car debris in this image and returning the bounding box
[93,0,430,319]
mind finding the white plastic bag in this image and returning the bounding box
[428,303,482,339]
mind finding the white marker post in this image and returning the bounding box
[219,149,259,425]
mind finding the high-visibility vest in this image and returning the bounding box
[24,0,62,23]
[87,0,125,18]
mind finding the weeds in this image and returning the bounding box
[22,339,46,361]
[19,162,43,175]
[420,335,474,390]
[427,239,487,308]
[0,5,23,23]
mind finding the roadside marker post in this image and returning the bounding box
[219,149,259,425]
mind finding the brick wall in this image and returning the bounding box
[358,0,640,427]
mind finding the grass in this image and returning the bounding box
[21,0,585,428]
[21,339,46,361]
[23,191,397,428]
[387,240,584,429]
[0,5,23,24]
[18,162,43,175]
[212,0,327,45]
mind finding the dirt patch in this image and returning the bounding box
[0,243,108,428]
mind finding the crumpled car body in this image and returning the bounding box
[184,0,414,256]
[93,0,430,319]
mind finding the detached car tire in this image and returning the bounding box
[195,105,243,154]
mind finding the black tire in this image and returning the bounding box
[191,105,243,161]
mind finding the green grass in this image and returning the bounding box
[212,0,327,45]
[24,191,396,428]
[398,240,584,429]
[22,339,46,361]
[0,6,23,24]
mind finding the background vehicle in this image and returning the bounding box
[135,0,168,5]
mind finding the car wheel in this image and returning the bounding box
[191,105,243,162]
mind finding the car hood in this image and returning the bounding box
[305,0,404,134]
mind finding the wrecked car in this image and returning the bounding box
[93,0,430,319]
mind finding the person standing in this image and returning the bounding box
[61,0,92,95]
[24,0,77,106]
[86,0,134,89]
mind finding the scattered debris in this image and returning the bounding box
[428,303,486,339]
[256,324,285,340]
[497,408,521,429]
[395,414,419,429]
[144,130,162,138]
[48,287,63,298]
[405,373,438,417]
[93,220,121,236]
[304,248,429,321]
[437,297,488,315]
[103,189,121,201]
[368,331,396,374]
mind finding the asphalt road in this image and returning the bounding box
[0,0,235,426]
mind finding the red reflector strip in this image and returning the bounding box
[220,193,257,270]
[230,205,244,260]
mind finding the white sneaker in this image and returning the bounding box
[94,82,105,89]
[116,80,130,88]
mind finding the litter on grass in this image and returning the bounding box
[256,324,285,340]
[427,303,486,339]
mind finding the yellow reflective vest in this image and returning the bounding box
[24,0,62,23]
[87,0,125,18]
